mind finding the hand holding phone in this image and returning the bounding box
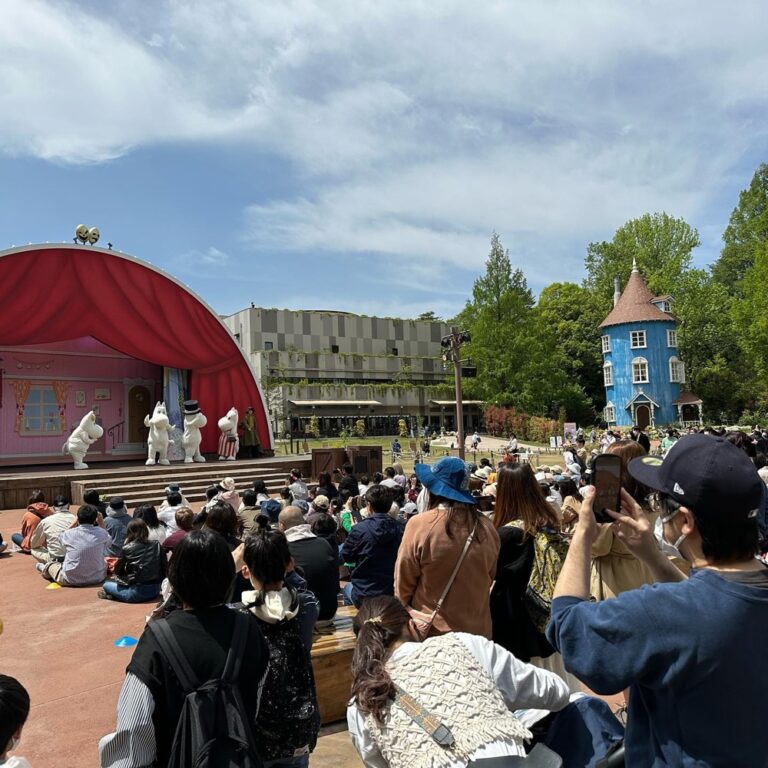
[591,454,623,524]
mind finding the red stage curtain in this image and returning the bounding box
[0,247,271,452]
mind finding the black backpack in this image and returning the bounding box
[149,614,262,768]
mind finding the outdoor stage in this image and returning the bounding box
[0,455,311,510]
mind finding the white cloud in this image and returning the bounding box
[1,0,767,284]
[176,246,231,270]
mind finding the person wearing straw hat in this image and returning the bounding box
[395,457,499,639]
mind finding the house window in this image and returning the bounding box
[331,344,339,353]
[601,335,611,354]
[22,386,61,435]
[669,357,685,383]
[604,403,616,423]
[667,329,678,347]
[632,357,649,384]
[630,330,647,348]
[264,341,273,351]
[659,300,671,313]
[392,347,398,356]
[603,362,613,387]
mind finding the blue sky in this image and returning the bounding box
[1,0,767,319]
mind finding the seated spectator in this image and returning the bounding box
[380,467,398,488]
[261,498,283,528]
[341,485,404,607]
[157,491,185,533]
[472,457,493,481]
[216,476,240,511]
[240,529,321,766]
[306,494,330,524]
[11,491,52,553]
[310,511,339,558]
[29,496,76,563]
[287,468,309,501]
[252,479,270,506]
[278,486,293,508]
[132,504,167,544]
[279,506,339,622]
[337,463,359,497]
[0,533,6,555]
[203,503,242,551]
[38,504,111,587]
[358,474,370,496]
[338,491,362,534]
[0,674,32,768]
[371,471,384,485]
[83,489,108,516]
[392,463,407,488]
[548,434,768,765]
[158,483,189,510]
[161,507,194,553]
[99,529,269,768]
[315,472,339,501]
[237,489,262,538]
[99,519,164,603]
[104,497,132,557]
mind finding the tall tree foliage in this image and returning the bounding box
[712,164,768,293]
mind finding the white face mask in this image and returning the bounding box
[658,506,688,560]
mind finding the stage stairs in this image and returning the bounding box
[0,456,311,510]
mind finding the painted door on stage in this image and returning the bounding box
[128,385,151,444]
[636,404,651,430]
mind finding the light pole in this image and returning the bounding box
[441,326,471,460]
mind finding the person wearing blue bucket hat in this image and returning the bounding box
[395,457,500,639]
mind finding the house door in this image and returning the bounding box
[635,404,651,430]
[128,385,151,443]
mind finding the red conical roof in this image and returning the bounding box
[600,267,673,328]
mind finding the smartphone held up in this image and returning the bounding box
[591,453,623,524]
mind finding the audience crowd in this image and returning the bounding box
[2,428,768,767]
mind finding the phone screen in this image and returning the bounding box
[592,454,622,524]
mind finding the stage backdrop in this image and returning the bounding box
[0,245,272,453]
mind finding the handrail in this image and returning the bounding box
[107,421,124,449]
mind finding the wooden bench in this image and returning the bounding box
[311,605,357,724]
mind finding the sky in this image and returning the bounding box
[0,0,766,320]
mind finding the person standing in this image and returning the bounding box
[395,457,499,638]
[239,406,261,459]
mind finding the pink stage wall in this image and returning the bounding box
[1,337,161,461]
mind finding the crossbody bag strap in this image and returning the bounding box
[433,521,478,616]
[392,683,455,747]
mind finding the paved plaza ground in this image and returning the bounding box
[0,507,363,768]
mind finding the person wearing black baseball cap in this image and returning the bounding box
[546,434,768,766]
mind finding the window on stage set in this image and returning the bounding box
[669,357,685,384]
[632,357,649,384]
[22,386,61,435]
[604,403,616,422]
[667,329,678,347]
[601,335,611,353]
[603,361,613,386]
[630,330,647,348]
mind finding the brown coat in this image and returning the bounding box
[20,503,53,550]
[395,507,500,639]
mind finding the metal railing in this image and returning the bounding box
[107,421,124,449]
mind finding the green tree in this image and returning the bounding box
[415,311,441,321]
[712,163,768,293]
[536,282,605,412]
[585,212,700,305]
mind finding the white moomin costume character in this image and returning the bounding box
[63,410,104,469]
[182,399,207,463]
[218,406,239,461]
[145,401,174,466]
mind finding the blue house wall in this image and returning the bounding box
[603,320,682,427]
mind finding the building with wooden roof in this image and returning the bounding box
[599,260,702,428]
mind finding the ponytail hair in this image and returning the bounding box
[350,596,411,723]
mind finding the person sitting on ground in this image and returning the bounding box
[358,474,370,496]
[278,486,293,509]
[239,529,321,766]
[99,519,164,603]
[104,497,132,558]
[315,471,339,501]
[38,504,111,587]
[279,506,339,623]
[83,489,108,516]
[161,507,194,554]
[11,491,52,553]
[260,498,283,529]
[338,490,362,534]
[380,466,399,489]
[158,483,189,511]
[157,491,185,533]
[396,457,499,638]
[99,529,270,768]
[252,478,270,506]
[310,511,339,559]
[287,468,309,501]
[337,463,360,498]
[0,674,32,768]
[131,504,167,544]
[472,457,493,481]
[237,489,262,538]
[548,434,768,765]
[216,476,240,511]
[392,463,407,488]
[204,502,242,552]
[29,495,76,564]
[306,494,330,525]
[341,485,404,607]
[347,596,622,768]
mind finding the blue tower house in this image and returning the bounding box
[599,260,702,429]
